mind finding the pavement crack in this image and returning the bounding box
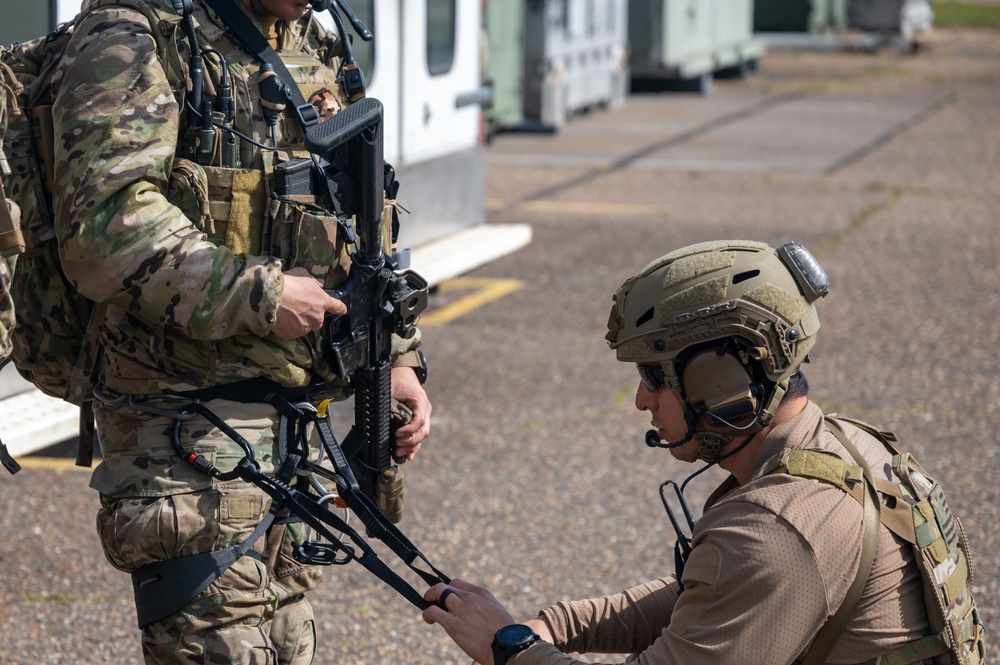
[824,93,955,174]
[814,187,904,258]
[522,92,803,202]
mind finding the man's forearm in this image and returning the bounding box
[538,577,679,655]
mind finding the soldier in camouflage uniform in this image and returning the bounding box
[50,0,432,663]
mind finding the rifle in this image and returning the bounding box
[304,97,428,515]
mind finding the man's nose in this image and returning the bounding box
[635,382,655,412]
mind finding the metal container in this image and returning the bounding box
[630,0,765,94]
[753,0,848,33]
[521,0,629,130]
[847,0,933,41]
[484,0,528,133]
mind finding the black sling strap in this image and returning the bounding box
[0,436,21,474]
[202,0,320,128]
[130,397,449,627]
[132,510,276,627]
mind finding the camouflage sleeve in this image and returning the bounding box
[0,255,13,364]
[50,7,283,342]
[390,329,422,367]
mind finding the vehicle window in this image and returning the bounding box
[427,0,456,76]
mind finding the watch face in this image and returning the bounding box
[496,624,537,647]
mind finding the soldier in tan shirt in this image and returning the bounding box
[421,241,982,665]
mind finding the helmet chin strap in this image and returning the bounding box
[645,401,764,462]
[644,402,699,449]
[644,377,787,460]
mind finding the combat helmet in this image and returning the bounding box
[606,240,829,460]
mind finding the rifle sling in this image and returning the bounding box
[134,397,447,627]
[203,0,320,129]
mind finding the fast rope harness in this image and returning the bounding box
[122,390,450,628]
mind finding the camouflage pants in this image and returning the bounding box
[91,397,330,665]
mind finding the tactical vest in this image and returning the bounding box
[757,416,984,665]
[166,2,353,284]
[2,0,369,407]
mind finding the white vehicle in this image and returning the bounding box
[0,0,531,459]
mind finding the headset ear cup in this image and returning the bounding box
[682,349,758,423]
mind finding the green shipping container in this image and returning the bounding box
[484,0,527,133]
[753,0,847,33]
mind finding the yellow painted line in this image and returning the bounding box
[420,277,523,327]
[520,200,666,216]
[13,457,92,472]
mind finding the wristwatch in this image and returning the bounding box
[491,624,540,665]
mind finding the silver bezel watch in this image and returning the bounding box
[491,624,540,665]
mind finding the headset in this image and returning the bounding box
[644,338,768,450]
[682,344,763,427]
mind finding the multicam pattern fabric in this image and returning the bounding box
[36,1,423,663]
[0,256,12,364]
[0,51,19,366]
[48,0,414,397]
[93,397,324,665]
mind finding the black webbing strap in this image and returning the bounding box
[203,0,320,128]
[146,397,448,624]
[131,509,276,627]
[312,411,445,580]
[242,457,449,611]
[266,394,451,600]
[0,436,21,474]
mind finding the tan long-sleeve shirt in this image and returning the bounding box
[518,401,930,665]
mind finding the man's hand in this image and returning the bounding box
[272,267,346,340]
[391,366,432,459]
[422,579,518,665]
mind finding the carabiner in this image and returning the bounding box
[170,402,257,481]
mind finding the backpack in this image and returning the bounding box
[0,58,23,365]
[758,416,985,664]
[0,1,188,464]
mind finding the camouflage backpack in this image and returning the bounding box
[757,416,985,664]
[0,60,22,366]
[0,1,188,409]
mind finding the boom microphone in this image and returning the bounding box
[645,429,693,449]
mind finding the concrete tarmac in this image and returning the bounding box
[1,27,997,664]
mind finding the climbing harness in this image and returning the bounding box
[127,391,449,627]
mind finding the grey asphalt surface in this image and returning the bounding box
[2,27,999,665]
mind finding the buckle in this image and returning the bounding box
[295,103,321,128]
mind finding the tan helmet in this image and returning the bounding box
[607,241,828,452]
